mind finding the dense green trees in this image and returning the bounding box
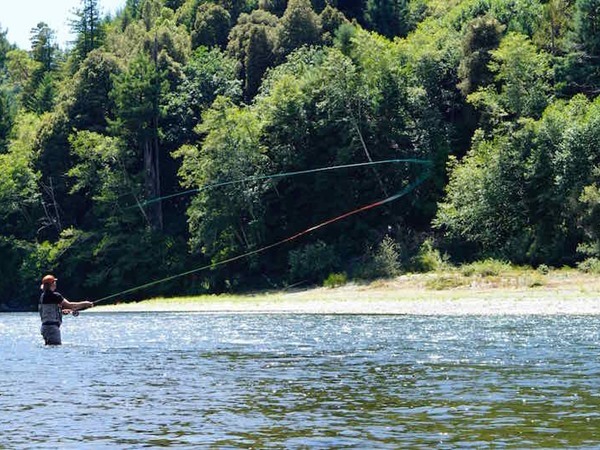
[1,0,600,310]
[436,95,600,265]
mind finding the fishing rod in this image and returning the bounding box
[128,158,432,210]
[91,167,432,306]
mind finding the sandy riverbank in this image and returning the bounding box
[91,271,600,315]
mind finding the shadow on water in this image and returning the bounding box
[2,312,600,448]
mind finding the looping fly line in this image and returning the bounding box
[128,158,432,210]
[93,159,432,305]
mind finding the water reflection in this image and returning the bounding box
[1,313,600,448]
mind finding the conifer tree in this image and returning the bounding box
[29,22,57,72]
[364,0,409,38]
[277,0,321,58]
[574,0,600,57]
[244,26,273,98]
[228,10,278,99]
[70,0,105,63]
[111,53,164,230]
[458,16,504,96]
[26,23,58,113]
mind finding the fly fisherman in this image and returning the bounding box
[39,274,94,345]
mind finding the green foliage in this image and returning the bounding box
[537,263,550,275]
[6,0,600,310]
[110,53,164,143]
[0,26,12,72]
[534,0,571,55]
[0,88,15,152]
[244,26,273,98]
[319,5,348,44]
[68,131,128,204]
[574,0,600,57]
[174,96,269,258]
[288,240,338,282]
[460,258,511,277]
[30,73,57,114]
[0,236,32,308]
[227,9,278,99]
[323,271,348,288]
[174,0,201,29]
[364,0,409,38]
[276,0,322,58]
[259,0,287,16]
[216,0,250,23]
[425,274,467,290]
[68,50,121,131]
[579,183,600,257]
[439,93,600,266]
[458,15,504,95]
[70,0,106,64]
[21,23,60,114]
[5,49,38,95]
[468,32,552,121]
[359,236,402,279]
[163,47,241,145]
[435,132,530,259]
[333,23,358,56]
[192,3,231,49]
[30,22,59,72]
[0,113,40,234]
[413,238,448,272]
[577,257,600,274]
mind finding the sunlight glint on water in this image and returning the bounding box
[2,312,600,448]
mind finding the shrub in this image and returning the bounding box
[359,235,401,280]
[460,258,511,277]
[577,257,600,274]
[413,238,449,272]
[323,272,348,288]
[536,264,550,275]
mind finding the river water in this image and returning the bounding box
[2,312,600,448]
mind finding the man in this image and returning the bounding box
[39,274,94,345]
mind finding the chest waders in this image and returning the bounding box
[39,302,62,345]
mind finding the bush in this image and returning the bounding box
[288,240,338,282]
[359,235,401,280]
[577,257,600,274]
[460,258,511,277]
[323,272,348,288]
[536,264,550,275]
[413,238,449,272]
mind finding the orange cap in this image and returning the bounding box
[41,274,58,285]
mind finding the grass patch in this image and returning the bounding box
[526,274,546,287]
[460,259,512,277]
[425,275,468,290]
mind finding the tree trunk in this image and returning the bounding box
[144,33,163,230]
[144,135,163,230]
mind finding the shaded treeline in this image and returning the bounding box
[0,0,599,309]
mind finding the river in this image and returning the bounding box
[2,312,600,448]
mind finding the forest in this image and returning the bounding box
[1,0,599,310]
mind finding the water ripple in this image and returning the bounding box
[2,313,600,447]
